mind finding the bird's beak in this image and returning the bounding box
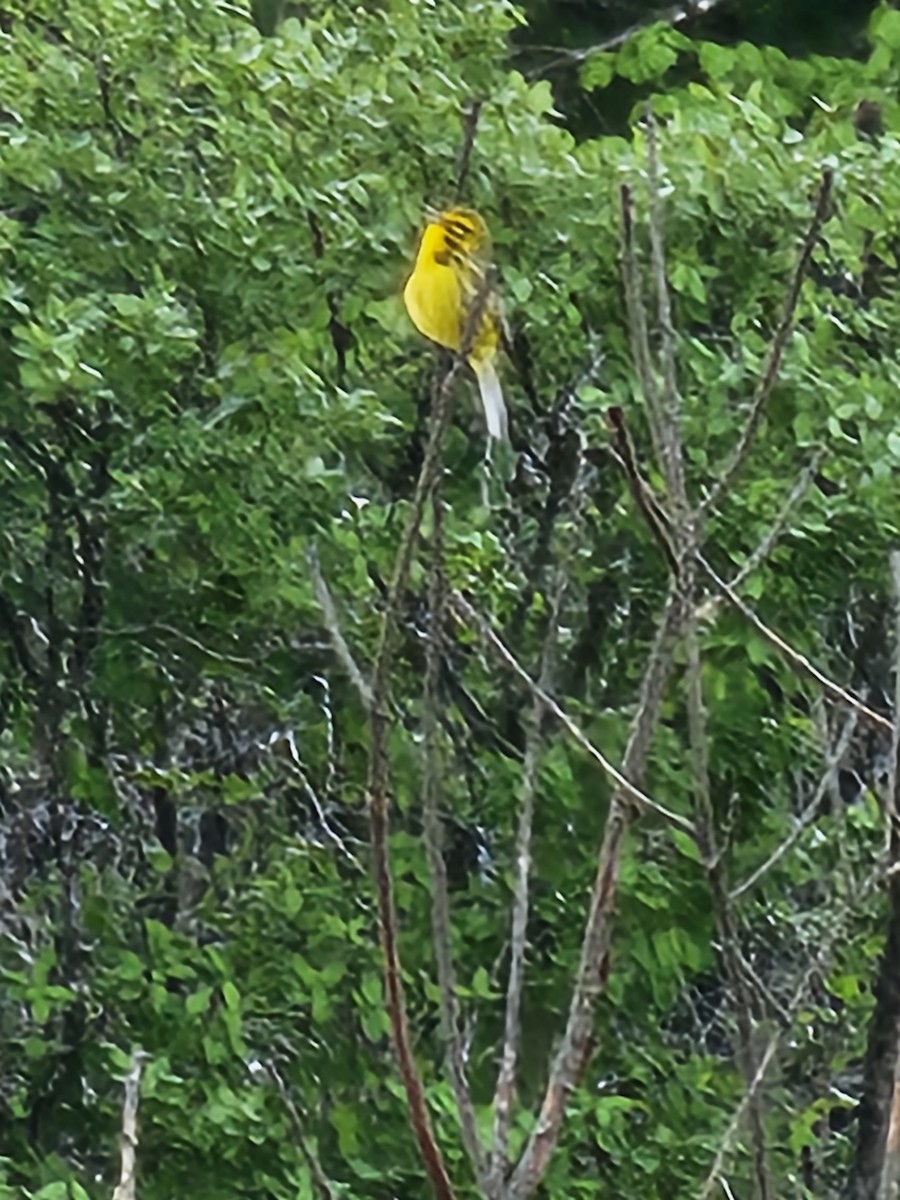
[423,204,441,224]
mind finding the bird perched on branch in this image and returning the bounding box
[403,206,509,443]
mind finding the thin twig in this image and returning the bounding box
[730,711,859,901]
[606,404,678,573]
[699,866,883,1200]
[842,554,900,1200]
[450,593,695,835]
[700,559,892,734]
[604,405,890,735]
[422,487,487,1187]
[728,449,826,593]
[619,184,667,473]
[645,110,689,521]
[454,100,484,199]
[490,579,564,1194]
[268,1064,338,1200]
[111,1050,147,1200]
[648,118,770,1195]
[309,547,373,707]
[523,0,727,77]
[701,170,833,522]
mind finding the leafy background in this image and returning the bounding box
[2,0,900,1197]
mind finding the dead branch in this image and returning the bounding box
[489,579,564,1194]
[842,551,900,1200]
[727,449,825,594]
[422,488,487,1187]
[454,99,484,199]
[730,710,859,902]
[645,110,690,525]
[700,865,883,1200]
[269,1063,339,1200]
[111,1050,147,1200]
[701,170,833,522]
[507,588,690,1200]
[365,277,495,1200]
[700,559,892,734]
[449,593,695,835]
[648,121,770,1195]
[605,405,890,735]
[620,183,667,473]
[308,547,373,707]
[526,0,728,78]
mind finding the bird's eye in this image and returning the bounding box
[443,213,476,237]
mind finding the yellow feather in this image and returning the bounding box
[403,207,509,443]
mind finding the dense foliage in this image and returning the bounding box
[3,1,900,1198]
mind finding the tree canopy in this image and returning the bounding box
[4,2,900,1199]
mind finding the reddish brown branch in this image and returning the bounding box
[365,280,495,1200]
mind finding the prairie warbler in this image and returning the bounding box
[403,207,508,442]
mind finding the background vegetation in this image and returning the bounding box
[3,0,900,1197]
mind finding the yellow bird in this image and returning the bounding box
[403,207,509,442]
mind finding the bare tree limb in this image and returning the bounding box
[449,593,695,835]
[111,1050,147,1200]
[268,1063,339,1200]
[700,170,833,523]
[308,546,373,707]
[620,182,667,474]
[524,0,728,77]
[645,110,690,523]
[605,404,890,736]
[422,487,487,1188]
[647,116,770,1196]
[727,448,826,594]
[454,99,483,199]
[489,578,564,1194]
[699,559,892,735]
[365,277,496,1200]
[730,711,859,902]
[700,865,883,1200]
[842,552,900,1200]
[507,587,690,1200]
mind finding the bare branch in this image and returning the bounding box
[701,867,883,1200]
[647,120,769,1194]
[321,144,508,1200]
[524,0,728,78]
[645,110,690,521]
[728,449,826,594]
[730,711,859,901]
[842,552,900,1200]
[604,405,888,735]
[687,606,771,1199]
[308,547,373,707]
[701,170,833,521]
[449,593,695,835]
[508,588,690,1200]
[111,1050,148,1200]
[422,489,487,1187]
[606,405,678,573]
[699,557,892,734]
[268,1064,339,1200]
[489,579,564,1192]
[619,183,667,473]
[454,99,484,199]
[364,277,496,1200]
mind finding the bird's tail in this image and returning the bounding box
[472,358,509,443]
